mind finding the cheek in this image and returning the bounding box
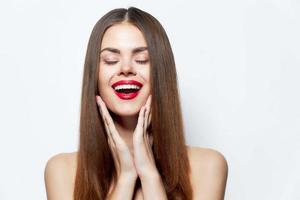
[98,67,113,94]
[99,65,114,83]
[140,69,151,95]
[140,66,151,82]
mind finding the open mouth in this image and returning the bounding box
[111,80,143,100]
[112,85,142,100]
[114,85,141,94]
[116,89,139,94]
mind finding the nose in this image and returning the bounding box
[119,58,136,76]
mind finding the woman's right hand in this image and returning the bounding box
[96,95,138,181]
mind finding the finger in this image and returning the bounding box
[109,145,121,176]
[96,96,110,136]
[147,107,152,128]
[98,103,120,172]
[143,106,149,148]
[96,95,103,117]
[107,134,120,171]
[104,116,117,149]
[143,108,150,152]
[146,95,152,128]
[96,96,120,164]
[143,109,154,159]
[149,135,155,162]
[145,95,152,110]
[144,131,155,163]
[143,106,149,136]
[103,117,118,157]
[143,96,152,155]
[145,130,151,155]
[97,97,115,146]
[144,95,151,134]
[96,95,123,145]
[136,106,146,138]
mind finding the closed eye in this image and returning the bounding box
[104,60,149,65]
[104,61,118,65]
[136,60,149,64]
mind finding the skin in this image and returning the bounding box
[44,147,228,199]
[96,22,167,199]
[44,22,228,200]
[97,22,152,157]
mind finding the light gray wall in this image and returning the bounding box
[0,0,299,199]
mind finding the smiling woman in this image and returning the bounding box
[98,22,151,115]
[44,6,228,200]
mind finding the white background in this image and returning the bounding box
[0,0,299,199]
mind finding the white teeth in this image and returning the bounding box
[114,84,141,91]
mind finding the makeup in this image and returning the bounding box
[112,80,143,100]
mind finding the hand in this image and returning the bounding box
[96,95,138,180]
[132,95,157,179]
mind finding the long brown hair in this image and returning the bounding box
[74,7,193,200]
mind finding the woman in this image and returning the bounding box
[44,7,228,200]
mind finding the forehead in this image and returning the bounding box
[100,23,147,51]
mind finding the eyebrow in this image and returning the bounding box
[100,46,148,55]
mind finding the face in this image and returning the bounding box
[98,22,151,117]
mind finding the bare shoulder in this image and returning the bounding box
[186,145,228,200]
[186,145,228,171]
[44,152,78,200]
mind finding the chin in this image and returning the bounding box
[106,101,142,117]
[102,90,150,116]
[110,108,140,117]
[116,111,139,117]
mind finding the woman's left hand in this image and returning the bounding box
[133,95,157,179]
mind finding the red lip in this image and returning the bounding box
[112,80,143,100]
[112,80,143,88]
[113,90,141,100]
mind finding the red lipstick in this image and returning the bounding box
[112,80,143,88]
[112,80,143,100]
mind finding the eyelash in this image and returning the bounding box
[104,60,149,65]
[136,60,149,64]
[105,61,118,65]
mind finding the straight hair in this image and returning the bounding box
[74,7,193,200]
